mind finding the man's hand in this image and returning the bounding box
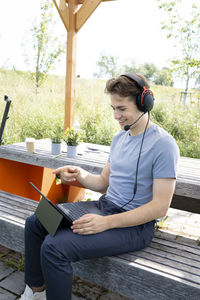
[53,166,80,183]
[71,214,109,235]
[53,162,110,193]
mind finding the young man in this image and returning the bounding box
[20,73,179,300]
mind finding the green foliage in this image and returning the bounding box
[63,128,85,146]
[96,55,173,86]
[79,109,118,145]
[19,114,52,141]
[23,0,64,90]
[94,52,120,78]
[154,68,174,86]
[49,124,64,143]
[0,69,64,144]
[75,79,119,145]
[4,255,24,272]
[151,100,200,158]
[155,216,168,230]
[157,0,200,92]
[137,63,157,82]
[0,69,200,159]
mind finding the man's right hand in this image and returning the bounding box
[53,166,80,183]
[53,162,110,193]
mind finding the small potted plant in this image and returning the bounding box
[63,128,85,158]
[50,125,63,155]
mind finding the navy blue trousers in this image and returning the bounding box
[24,195,155,300]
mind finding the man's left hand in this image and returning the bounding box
[71,214,109,235]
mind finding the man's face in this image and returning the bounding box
[110,94,140,130]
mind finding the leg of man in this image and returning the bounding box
[24,200,154,300]
[24,214,48,288]
[40,219,154,300]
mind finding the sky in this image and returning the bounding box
[0,0,181,80]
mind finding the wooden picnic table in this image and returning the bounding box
[0,139,199,209]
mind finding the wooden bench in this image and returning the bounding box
[0,190,200,300]
[0,139,200,299]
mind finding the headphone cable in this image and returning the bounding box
[120,112,150,210]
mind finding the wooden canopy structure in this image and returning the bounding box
[53,0,115,129]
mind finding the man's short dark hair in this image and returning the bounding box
[105,73,150,101]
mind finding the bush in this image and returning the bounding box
[151,101,200,158]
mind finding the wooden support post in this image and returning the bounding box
[65,0,78,129]
[53,0,116,129]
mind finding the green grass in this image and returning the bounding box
[4,256,24,272]
[0,251,24,272]
[0,68,200,158]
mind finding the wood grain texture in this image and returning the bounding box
[76,0,102,31]
[53,0,69,31]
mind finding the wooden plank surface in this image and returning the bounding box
[0,191,37,226]
[0,139,199,199]
[0,192,37,252]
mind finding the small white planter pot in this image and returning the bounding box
[51,142,62,155]
[67,145,78,158]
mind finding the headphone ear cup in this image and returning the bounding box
[136,91,154,112]
[136,93,143,111]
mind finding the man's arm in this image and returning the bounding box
[72,178,176,234]
[107,178,176,228]
[53,162,110,194]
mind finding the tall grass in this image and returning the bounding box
[0,69,200,158]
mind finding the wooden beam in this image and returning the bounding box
[65,0,78,129]
[66,0,115,3]
[76,0,102,32]
[53,0,69,31]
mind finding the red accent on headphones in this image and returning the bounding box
[141,87,154,106]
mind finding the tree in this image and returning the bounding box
[157,0,200,104]
[154,67,174,86]
[124,62,158,83]
[123,60,139,74]
[23,0,64,91]
[94,52,120,78]
[137,63,158,82]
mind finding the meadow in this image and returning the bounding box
[0,69,200,158]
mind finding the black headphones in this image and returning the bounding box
[121,73,155,112]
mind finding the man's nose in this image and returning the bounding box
[114,110,121,119]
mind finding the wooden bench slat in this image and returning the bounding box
[121,251,200,281]
[141,246,200,267]
[0,191,38,209]
[0,213,25,226]
[153,236,200,253]
[0,198,36,213]
[117,253,200,285]
[0,191,37,221]
[0,205,33,220]
[150,241,200,262]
